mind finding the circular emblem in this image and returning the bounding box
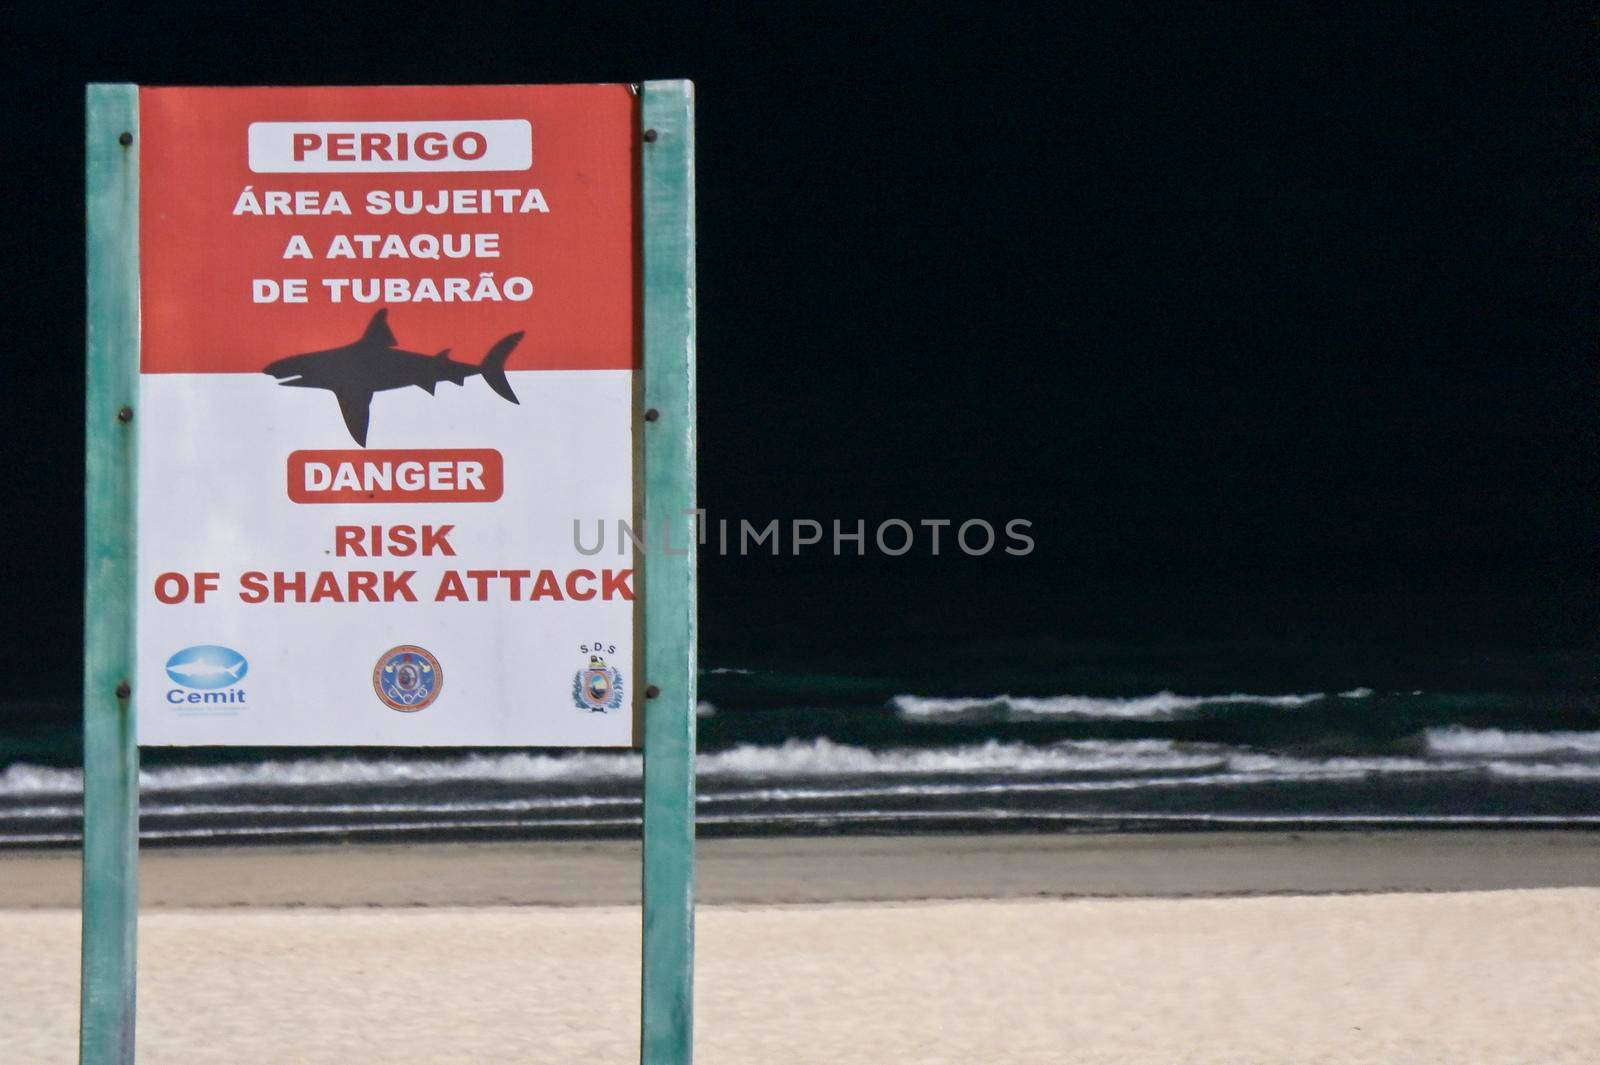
[572,648,625,713]
[373,645,442,712]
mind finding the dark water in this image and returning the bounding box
[2,646,1597,847]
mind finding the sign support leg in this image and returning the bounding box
[639,78,697,1065]
[82,82,141,1065]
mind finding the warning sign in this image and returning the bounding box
[135,86,639,746]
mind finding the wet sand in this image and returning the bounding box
[4,831,1599,908]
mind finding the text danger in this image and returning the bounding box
[288,449,504,503]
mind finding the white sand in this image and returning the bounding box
[4,889,1597,1064]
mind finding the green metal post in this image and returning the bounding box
[82,82,140,1065]
[639,79,696,1065]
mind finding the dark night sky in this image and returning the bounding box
[3,7,1595,701]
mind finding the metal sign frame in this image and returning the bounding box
[82,79,696,1065]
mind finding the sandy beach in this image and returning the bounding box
[4,832,1598,1063]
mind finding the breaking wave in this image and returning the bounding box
[892,690,1327,722]
[7,806,1600,847]
[5,734,1586,804]
[0,739,1240,798]
[1425,727,1600,758]
[5,724,1600,844]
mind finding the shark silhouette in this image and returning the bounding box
[263,309,523,446]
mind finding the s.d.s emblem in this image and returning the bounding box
[572,645,625,713]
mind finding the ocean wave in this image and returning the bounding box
[4,730,1596,804]
[0,743,1498,804]
[8,807,1600,846]
[0,754,643,798]
[0,771,1373,823]
[892,690,1326,722]
[0,764,81,796]
[0,739,1225,798]
[1425,727,1600,758]
[697,738,1224,777]
[1484,761,1600,780]
[0,758,1510,825]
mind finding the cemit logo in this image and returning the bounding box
[165,645,249,707]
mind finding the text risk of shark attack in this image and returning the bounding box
[151,567,635,604]
[151,524,634,605]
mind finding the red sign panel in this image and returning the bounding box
[139,85,638,376]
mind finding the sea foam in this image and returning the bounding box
[892,690,1326,722]
[0,739,1223,798]
[1425,727,1600,757]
